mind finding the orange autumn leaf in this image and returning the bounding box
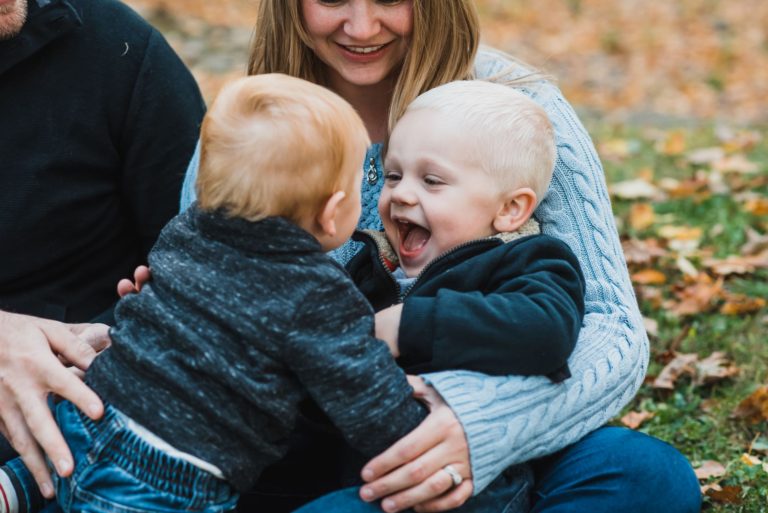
[719,294,767,316]
[713,154,759,174]
[631,269,666,285]
[620,410,654,429]
[694,460,726,480]
[658,225,703,241]
[657,130,687,156]
[629,203,655,231]
[744,198,768,216]
[666,274,723,316]
[733,386,768,424]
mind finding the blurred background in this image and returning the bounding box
[123,0,767,126]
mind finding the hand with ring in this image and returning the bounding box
[359,376,473,513]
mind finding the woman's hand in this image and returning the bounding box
[374,304,403,358]
[0,311,105,498]
[359,376,473,513]
[116,265,152,297]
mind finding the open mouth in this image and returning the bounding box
[396,220,431,256]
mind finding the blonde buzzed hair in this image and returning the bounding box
[405,80,556,203]
[197,74,369,223]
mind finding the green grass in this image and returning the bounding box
[592,122,768,511]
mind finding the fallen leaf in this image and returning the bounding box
[622,238,667,265]
[631,269,667,285]
[694,352,740,386]
[744,198,768,216]
[694,460,726,480]
[666,274,724,316]
[658,225,703,241]
[656,130,687,156]
[741,229,768,255]
[740,453,762,466]
[713,154,759,174]
[700,483,721,495]
[652,353,698,390]
[610,179,663,200]
[686,146,725,165]
[719,293,767,316]
[620,410,654,429]
[733,386,768,424]
[629,203,655,231]
[706,485,743,504]
[643,316,659,338]
[676,255,699,278]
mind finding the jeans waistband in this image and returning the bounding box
[73,402,232,504]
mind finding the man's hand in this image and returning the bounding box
[375,304,403,358]
[0,311,104,498]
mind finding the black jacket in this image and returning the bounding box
[346,224,586,379]
[0,0,205,322]
[89,209,426,492]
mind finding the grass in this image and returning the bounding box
[591,121,768,511]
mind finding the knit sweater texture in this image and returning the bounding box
[87,207,427,492]
[179,48,649,494]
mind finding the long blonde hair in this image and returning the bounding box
[248,0,480,132]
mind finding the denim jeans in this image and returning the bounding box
[290,427,701,513]
[23,401,239,513]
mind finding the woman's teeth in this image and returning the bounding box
[344,45,385,54]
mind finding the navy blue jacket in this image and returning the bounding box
[346,226,586,380]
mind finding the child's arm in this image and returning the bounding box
[397,236,585,377]
[282,277,427,457]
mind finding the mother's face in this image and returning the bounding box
[300,0,413,91]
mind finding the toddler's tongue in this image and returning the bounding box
[403,225,430,252]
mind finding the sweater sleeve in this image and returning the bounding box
[283,277,427,458]
[399,237,585,377]
[424,52,649,495]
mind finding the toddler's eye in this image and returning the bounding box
[383,172,401,183]
[423,176,443,186]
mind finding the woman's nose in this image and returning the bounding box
[343,1,381,41]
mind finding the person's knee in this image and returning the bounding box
[598,427,701,512]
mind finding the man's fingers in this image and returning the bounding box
[41,323,97,371]
[42,363,103,421]
[413,480,474,513]
[362,417,442,482]
[0,404,56,498]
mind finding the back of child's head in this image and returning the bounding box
[403,80,556,203]
[197,74,370,223]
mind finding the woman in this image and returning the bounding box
[174,2,701,513]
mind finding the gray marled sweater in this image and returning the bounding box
[86,206,426,492]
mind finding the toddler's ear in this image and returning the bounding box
[493,188,537,233]
[316,191,347,238]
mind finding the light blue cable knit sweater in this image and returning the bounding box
[179,48,648,495]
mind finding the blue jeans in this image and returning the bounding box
[292,427,701,513]
[20,401,239,513]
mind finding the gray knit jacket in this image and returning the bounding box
[87,207,427,492]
